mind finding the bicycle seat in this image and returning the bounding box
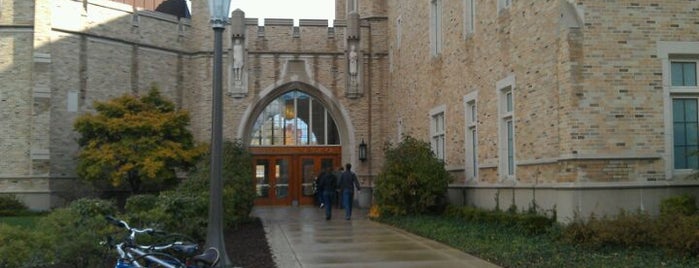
[171,243,199,256]
[191,247,220,266]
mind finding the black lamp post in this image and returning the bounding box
[358,138,367,161]
[206,0,231,267]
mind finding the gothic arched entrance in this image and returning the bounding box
[247,89,344,206]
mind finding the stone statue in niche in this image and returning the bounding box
[348,44,358,87]
[232,39,244,83]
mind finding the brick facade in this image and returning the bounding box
[2,0,698,220]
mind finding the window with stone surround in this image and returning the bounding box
[670,59,699,170]
[497,75,516,179]
[250,90,340,146]
[430,0,443,56]
[672,61,697,87]
[659,41,699,176]
[430,106,446,161]
[463,0,475,38]
[464,92,478,180]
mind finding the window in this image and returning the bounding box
[463,0,475,37]
[497,75,516,179]
[498,0,512,11]
[430,106,446,161]
[659,42,699,177]
[430,0,442,56]
[464,92,478,180]
[670,59,699,170]
[672,61,697,87]
[673,99,699,169]
[250,90,340,146]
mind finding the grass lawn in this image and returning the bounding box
[378,215,699,268]
[0,215,41,228]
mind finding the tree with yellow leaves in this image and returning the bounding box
[74,87,204,193]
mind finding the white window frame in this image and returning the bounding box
[463,0,475,38]
[464,91,478,181]
[671,60,698,88]
[430,0,443,56]
[497,75,516,180]
[659,41,699,178]
[430,105,446,161]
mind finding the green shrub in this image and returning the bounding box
[656,212,699,256]
[0,198,116,267]
[660,194,697,216]
[154,191,208,240]
[123,194,161,228]
[374,136,453,216]
[562,208,699,256]
[24,198,117,268]
[600,210,655,248]
[117,140,255,241]
[562,210,655,249]
[445,205,555,234]
[182,139,256,227]
[0,194,29,216]
[67,197,117,219]
[0,224,54,268]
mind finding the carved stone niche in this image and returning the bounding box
[345,12,362,99]
[228,9,247,98]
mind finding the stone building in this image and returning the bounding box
[1,0,698,221]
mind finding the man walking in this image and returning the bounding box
[338,163,361,220]
[318,167,337,220]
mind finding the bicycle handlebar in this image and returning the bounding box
[104,216,210,268]
[105,215,158,236]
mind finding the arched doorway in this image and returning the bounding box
[248,90,343,206]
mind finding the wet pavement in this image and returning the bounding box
[252,206,500,268]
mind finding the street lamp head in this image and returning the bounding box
[208,0,232,28]
[358,138,367,162]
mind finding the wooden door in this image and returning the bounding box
[296,156,340,206]
[251,146,341,206]
[253,156,292,206]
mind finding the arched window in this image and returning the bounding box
[250,90,340,146]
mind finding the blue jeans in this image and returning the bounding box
[342,189,354,219]
[322,191,334,219]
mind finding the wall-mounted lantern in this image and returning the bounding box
[358,138,367,162]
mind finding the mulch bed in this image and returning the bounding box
[225,217,276,268]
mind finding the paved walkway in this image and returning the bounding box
[252,206,500,268]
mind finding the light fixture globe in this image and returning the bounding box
[208,0,232,28]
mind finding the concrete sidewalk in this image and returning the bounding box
[252,206,500,268]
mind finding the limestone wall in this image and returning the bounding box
[1,0,193,209]
[385,0,699,187]
[48,0,191,178]
[201,16,388,177]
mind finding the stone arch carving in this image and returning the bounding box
[239,81,354,150]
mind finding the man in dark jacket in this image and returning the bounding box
[338,163,361,220]
[318,167,337,220]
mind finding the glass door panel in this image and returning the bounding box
[275,159,289,200]
[301,159,316,197]
[255,159,270,198]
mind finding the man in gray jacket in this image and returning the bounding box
[338,163,361,220]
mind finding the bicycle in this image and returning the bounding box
[103,216,220,268]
